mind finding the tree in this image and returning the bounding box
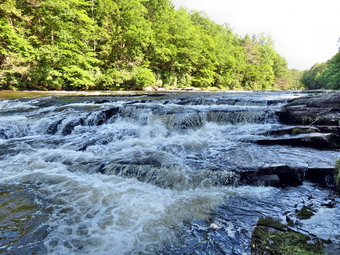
[320,53,340,89]
[302,62,329,90]
[0,0,35,89]
[0,0,298,91]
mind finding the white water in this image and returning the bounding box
[0,92,339,254]
[1,145,277,254]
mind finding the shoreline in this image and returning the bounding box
[0,89,327,99]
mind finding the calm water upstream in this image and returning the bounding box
[0,91,339,254]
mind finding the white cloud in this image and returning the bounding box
[171,0,340,70]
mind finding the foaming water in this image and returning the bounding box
[0,152,231,254]
[0,91,339,254]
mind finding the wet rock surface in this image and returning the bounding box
[251,217,324,255]
[256,133,340,150]
[278,92,340,126]
[0,91,339,254]
[265,92,340,151]
[247,92,340,189]
[161,184,340,255]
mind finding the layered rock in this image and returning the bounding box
[278,92,340,126]
[238,164,336,189]
[250,92,340,188]
[275,92,340,151]
[256,133,340,150]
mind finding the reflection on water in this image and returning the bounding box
[0,185,48,254]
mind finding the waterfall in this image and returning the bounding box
[0,91,339,255]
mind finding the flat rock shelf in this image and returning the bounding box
[0,91,339,254]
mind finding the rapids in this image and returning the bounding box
[0,91,339,254]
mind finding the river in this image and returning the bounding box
[0,91,339,254]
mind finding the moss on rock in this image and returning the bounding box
[291,127,318,135]
[297,206,315,220]
[251,217,324,255]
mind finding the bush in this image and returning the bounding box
[131,66,156,89]
[96,66,156,90]
[96,69,130,90]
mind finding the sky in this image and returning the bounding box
[171,0,340,70]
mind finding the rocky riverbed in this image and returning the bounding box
[0,90,339,254]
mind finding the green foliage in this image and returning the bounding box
[96,66,155,90]
[302,53,340,90]
[0,5,35,90]
[301,63,328,90]
[322,53,340,89]
[252,218,324,255]
[0,0,300,91]
[297,206,315,219]
[130,66,156,89]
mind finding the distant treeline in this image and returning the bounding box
[1,0,303,91]
[301,52,340,90]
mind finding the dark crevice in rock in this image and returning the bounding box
[237,164,337,189]
[256,133,340,150]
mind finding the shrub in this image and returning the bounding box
[131,66,156,89]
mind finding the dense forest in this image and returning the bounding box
[1,0,304,91]
[301,51,340,90]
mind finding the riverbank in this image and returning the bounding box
[0,88,328,99]
[0,90,150,99]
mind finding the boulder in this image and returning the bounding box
[251,217,324,255]
[143,86,156,91]
[237,163,336,188]
[277,92,340,126]
[249,93,340,189]
[257,164,305,186]
[181,87,202,92]
[259,92,340,151]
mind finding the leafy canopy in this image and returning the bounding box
[0,0,302,91]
